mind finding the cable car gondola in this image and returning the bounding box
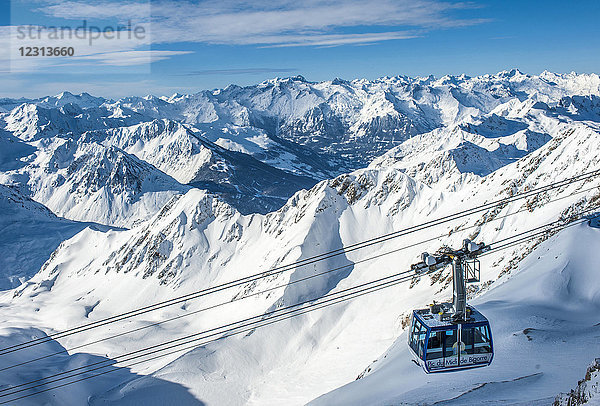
[408,303,493,373]
[407,239,494,373]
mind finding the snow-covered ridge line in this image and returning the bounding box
[3,69,600,167]
[1,69,598,224]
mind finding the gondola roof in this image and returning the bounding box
[413,303,489,328]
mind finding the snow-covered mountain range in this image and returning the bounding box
[0,70,599,405]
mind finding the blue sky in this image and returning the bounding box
[1,0,599,98]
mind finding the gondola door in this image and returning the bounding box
[443,327,460,369]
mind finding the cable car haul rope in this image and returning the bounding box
[0,170,598,403]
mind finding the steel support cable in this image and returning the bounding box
[482,206,600,253]
[0,269,421,401]
[0,238,430,373]
[482,216,598,256]
[3,185,597,372]
[0,270,421,405]
[2,211,598,404]
[2,170,598,356]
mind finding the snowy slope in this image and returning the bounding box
[0,71,599,405]
[0,129,35,172]
[195,122,335,180]
[0,136,190,227]
[1,104,599,405]
[0,184,104,290]
[3,102,148,142]
[96,119,331,183]
[369,96,558,185]
[311,222,600,405]
[86,119,318,214]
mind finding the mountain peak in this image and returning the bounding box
[290,74,308,82]
[497,68,527,78]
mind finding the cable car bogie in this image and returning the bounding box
[407,239,494,373]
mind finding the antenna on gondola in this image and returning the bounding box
[408,239,493,373]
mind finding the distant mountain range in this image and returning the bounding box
[1,70,600,404]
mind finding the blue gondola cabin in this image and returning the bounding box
[408,303,493,373]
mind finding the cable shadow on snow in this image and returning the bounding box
[0,327,203,406]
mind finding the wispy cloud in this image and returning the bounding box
[37,0,488,47]
[38,0,151,22]
[1,23,170,72]
[258,31,420,48]
[4,0,488,72]
[76,50,193,66]
[180,68,297,76]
